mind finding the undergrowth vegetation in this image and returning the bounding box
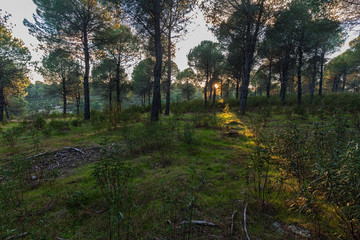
[0,94,360,239]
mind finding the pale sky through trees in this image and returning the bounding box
[0,0,356,83]
[1,0,216,83]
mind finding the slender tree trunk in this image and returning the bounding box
[281,51,291,105]
[187,81,190,101]
[116,62,121,113]
[297,32,304,105]
[310,48,318,104]
[62,76,67,118]
[148,90,151,106]
[83,31,91,120]
[109,84,112,111]
[236,76,240,100]
[319,51,325,97]
[209,81,213,101]
[267,57,272,98]
[151,0,162,122]
[204,70,209,107]
[220,80,223,98]
[0,87,4,122]
[342,71,347,92]
[4,100,9,119]
[165,6,173,116]
[212,87,216,106]
[76,90,80,116]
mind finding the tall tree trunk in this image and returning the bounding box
[109,84,113,111]
[310,48,318,104]
[151,0,162,122]
[148,90,151,106]
[281,51,291,105]
[0,87,4,122]
[204,70,208,107]
[267,57,272,98]
[116,62,121,113]
[319,51,325,97]
[62,76,67,118]
[4,100,9,119]
[236,75,240,100]
[297,32,304,105]
[165,5,173,116]
[83,31,91,120]
[76,90,80,116]
[239,0,264,114]
[212,87,216,106]
[220,80,223,98]
[187,81,190,101]
[342,71,347,92]
[209,81,213,101]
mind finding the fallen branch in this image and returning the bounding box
[244,203,250,240]
[231,210,238,235]
[27,151,52,160]
[181,220,217,227]
[5,232,28,240]
[64,147,85,155]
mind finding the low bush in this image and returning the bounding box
[48,120,70,134]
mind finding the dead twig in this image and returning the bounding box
[231,210,238,235]
[244,203,250,240]
[181,220,217,227]
[5,232,28,240]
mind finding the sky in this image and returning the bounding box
[0,0,358,83]
[1,0,216,83]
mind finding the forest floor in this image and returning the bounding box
[0,109,326,239]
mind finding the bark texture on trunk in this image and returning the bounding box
[204,70,208,107]
[297,32,304,106]
[4,100,9,119]
[310,49,318,104]
[267,58,272,98]
[319,51,325,97]
[83,31,91,120]
[281,51,290,105]
[239,0,264,114]
[165,3,172,116]
[151,0,162,122]
[62,76,67,117]
[116,62,121,113]
[0,87,4,122]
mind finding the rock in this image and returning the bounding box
[272,221,284,234]
[288,224,311,238]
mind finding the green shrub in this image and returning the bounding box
[48,120,70,134]
[66,191,89,214]
[71,119,83,127]
[33,116,46,130]
[1,126,23,149]
[90,110,106,130]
